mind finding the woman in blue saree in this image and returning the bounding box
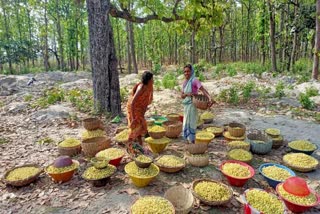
[181,64,212,144]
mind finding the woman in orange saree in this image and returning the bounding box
[126,71,153,155]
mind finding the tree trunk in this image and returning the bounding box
[1,0,13,73]
[56,0,65,71]
[174,32,178,64]
[312,0,320,80]
[268,0,277,72]
[86,0,121,116]
[191,29,196,64]
[43,0,50,72]
[116,19,123,73]
[290,0,298,72]
[128,21,138,73]
[126,21,132,73]
[219,26,224,63]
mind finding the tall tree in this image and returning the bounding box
[268,0,277,72]
[312,0,320,80]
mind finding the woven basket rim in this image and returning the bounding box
[130,195,175,214]
[82,136,109,144]
[283,159,318,172]
[83,117,100,122]
[82,164,116,181]
[186,144,208,154]
[227,150,253,163]
[228,122,246,129]
[223,131,245,140]
[3,164,43,186]
[164,185,194,212]
[155,155,186,170]
[58,143,81,149]
[163,120,182,126]
[287,142,318,152]
[45,160,79,175]
[192,179,233,206]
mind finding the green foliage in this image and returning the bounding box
[0,138,9,144]
[305,87,319,97]
[215,64,226,73]
[226,65,237,77]
[162,72,177,89]
[315,113,320,122]
[293,58,312,74]
[67,89,94,113]
[153,63,161,75]
[176,68,184,76]
[275,81,285,99]
[154,79,162,91]
[299,93,315,110]
[120,87,129,102]
[33,87,65,108]
[24,95,33,102]
[256,86,271,99]
[228,86,239,105]
[242,81,256,102]
[36,137,55,145]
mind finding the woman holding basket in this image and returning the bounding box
[181,64,213,144]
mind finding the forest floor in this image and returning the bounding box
[0,68,320,214]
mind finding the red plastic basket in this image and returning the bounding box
[220,160,255,187]
[276,184,320,213]
[109,155,124,167]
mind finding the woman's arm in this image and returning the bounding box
[130,84,144,120]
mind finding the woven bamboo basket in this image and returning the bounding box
[155,156,186,173]
[164,185,194,214]
[130,196,175,213]
[247,132,272,155]
[134,156,153,168]
[228,122,246,137]
[227,149,253,163]
[58,144,81,156]
[272,135,284,149]
[163,121,182,138]
[192,179,233,206]
[206,126,224,137]
[83,117,103,131]
[81,136,111,157]
[149,131,166,139]
[188,153,209,167]
[226,141,250,151]
[283,154,319,172]
[192,94,209,110]
[166,113,180,122]
[185,143,208,154]
[82,164,116,187]
[3,164,43,187]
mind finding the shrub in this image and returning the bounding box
[275,81,285,99]
[242,81,256,102]
[162,72,177,89]
[24,94,33,102]
[299,93,315,110]
[229,86,239,104]
[226,65,237,77]
[154,79,162,91]
[305,87,319,97]
[33,87,65,108]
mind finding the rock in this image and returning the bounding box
[59,79,92,90]
[31,104,74,121]
[285,111,292,117]
[295,81,320,94]
[310,96,320,105]
[5,102,29,114]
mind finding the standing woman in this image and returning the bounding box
[127,71,153,154]
[181,64,212,144]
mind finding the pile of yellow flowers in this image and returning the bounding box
[228,149,252,162]
[197,119,204,127]
[131,196,174,214]
[115,129,129,142]
[96,148,124,160]
[278,184,317,206]
[83,165,116,180]
[288,140,317,151]
[136,155,152,163]
[283,153,318,168]
[125,162,158,177]
[148,125,166,133]
[6,166,41,181]
[227,141,250,151]
[196,131,214,140]
[46,162,78,174]
[262,166,292,181]
[156,155,185,167]
[59,138,81,147]
[200,111,214,120]
[145,137,171,144]
[265,128,280,136]
[206,126,223,134]
[81,129,104,140]
[194,181,230,202]
[246,189,284,214]
[222,163,250,178]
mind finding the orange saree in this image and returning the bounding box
[127,83,153,141]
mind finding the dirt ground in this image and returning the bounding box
[0,71,319,214]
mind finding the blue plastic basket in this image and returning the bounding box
[259,163,296,189]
